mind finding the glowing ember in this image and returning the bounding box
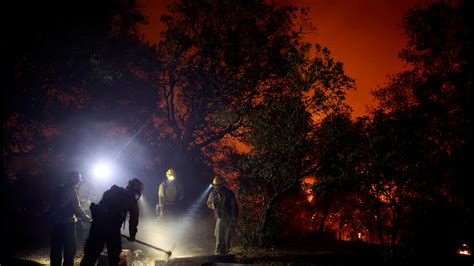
[458,250,470,256]
[457,244,471,256]
[302,177,316,202]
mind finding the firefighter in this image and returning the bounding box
[80,178,144,266]
[156,168,183,218]
[207,175,239,255]
[49,171,91,266]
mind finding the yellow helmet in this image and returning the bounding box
[212,175,226,186]
[166,168,175,180]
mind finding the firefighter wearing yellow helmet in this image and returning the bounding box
[156,168,183,218]
[207,175,239,255]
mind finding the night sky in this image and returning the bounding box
[140,0,420,117]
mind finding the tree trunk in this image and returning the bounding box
[318,200,332,233]
[257,168,307,246]
[258,193,279,246]
[375,203,385,248]
[390,206,399,246]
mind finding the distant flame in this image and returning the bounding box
[458,250,470,256]
[302,177,316,202]
[457,244,471,256]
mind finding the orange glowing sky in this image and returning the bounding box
[140,0,420,117]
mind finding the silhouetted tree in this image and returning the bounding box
[3,1,158,250]
[4,0,157,176]
[371,0,472,256]
[242,42,354,245]
[312,113,366,235]
[153,0,315,191]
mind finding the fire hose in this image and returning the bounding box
[121,234,173,260]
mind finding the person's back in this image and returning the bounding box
[157,168,183,218]
[95,185,134,228]
[160,180,181,204]
[215,186,238,220]
[81,179,143,266]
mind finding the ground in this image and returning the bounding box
[6,242,474,266]
[3,215,473,265]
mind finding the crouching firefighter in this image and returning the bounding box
[80,178,144,266]
[207,176,239,255]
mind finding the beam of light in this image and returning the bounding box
[128,217,180,261]
[120,185,213,263]
[139,185,212,259]
[122,197,175,262]
[116,108,159,158]
[137,195,154,218]
[172,185,212,246]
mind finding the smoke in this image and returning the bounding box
[121,185,214,262]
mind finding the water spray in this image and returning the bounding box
[174,185,212,239]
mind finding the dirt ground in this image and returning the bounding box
[3,215,472,266]
[6,236,386,266]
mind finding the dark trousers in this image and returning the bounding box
[50,222,77,266]
[80,220,122,266]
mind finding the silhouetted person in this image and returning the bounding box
[207,176,239,255]
[49,171,91,266]
[80,178,144,266]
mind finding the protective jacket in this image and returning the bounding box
[207,185,239,254]
[92,185,139,237]
[158,180,183,208]
[50,183,90,266]
[81,185,139,266]
[50,184,90,224]
[207,186,239,220]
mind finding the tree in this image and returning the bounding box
[311,113,366,235]
[371,0,473,255]
[242,42,354,245]
[2,0,159,237]
[244,96,313,245]
[153,0,312,191]
[3,0,158,172]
